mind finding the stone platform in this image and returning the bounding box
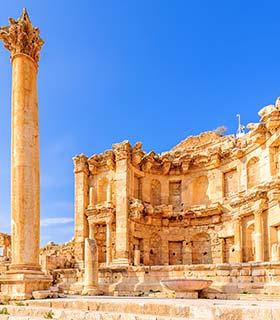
[0,296,279,319]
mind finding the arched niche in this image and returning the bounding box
[191,176,210,206]
[192,232,212,264]
[149,233,162,265]
[150,179,161,206]
[247,157,260,189]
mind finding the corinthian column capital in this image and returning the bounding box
[73,154,89,174]
[0,8,44,64]
[112,140,131,161]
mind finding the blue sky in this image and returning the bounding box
[0,1,279,244]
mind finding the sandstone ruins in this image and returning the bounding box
[0,8,280,307]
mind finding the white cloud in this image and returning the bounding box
[41,217,74,227]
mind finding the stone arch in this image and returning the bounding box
[192,232,212,264]
[247,157,260,189]
[97,177,108,203]
[191,176,210,206]
[149,233,162,265]
[150,179,161,206]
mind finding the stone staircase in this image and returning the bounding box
[0,297,279,319]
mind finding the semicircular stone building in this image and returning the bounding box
[73,100,280,296]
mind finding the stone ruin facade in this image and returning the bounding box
[70,98,280,297]
[1,98,280,299]
[1,9,280,304]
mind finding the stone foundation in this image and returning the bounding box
[98,262,280,297]
[0,271,51,300]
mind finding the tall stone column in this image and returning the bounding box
[112,141,131,266]
[73,154,89,268]
[0,9,50,299]
[106,180,112,202]
[106,222,112,266]
[82,238,101,295]
[89,186,94,209]
[233,216,242,263]
[254,210,264,262]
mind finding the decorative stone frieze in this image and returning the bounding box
[87,203,115,224]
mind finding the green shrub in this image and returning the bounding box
[44,310,55,319]
[0,307,9,315]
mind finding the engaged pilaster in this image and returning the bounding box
[233,216,242,263]
[112,141,131,266]
[254,210,264,262]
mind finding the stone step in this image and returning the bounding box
[0,305,187,320]
[26,298,191,318]
[3,297,280,320]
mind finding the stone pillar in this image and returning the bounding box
[106,222,112,266]
[143,238,150,266]
[0,9,51,299]
[107,180,112,202]
[233,216,242,263]
[82,238,101,295]
[254,210,264,262]
[89,186,94,209]
[73,155,89,268]
[133,245,141,266]
[112,141,131,266]
[271,243,280,262]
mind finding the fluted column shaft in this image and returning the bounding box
[106,222,112,266]
[10,54,40,270]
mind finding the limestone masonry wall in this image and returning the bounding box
[70,97,280,295]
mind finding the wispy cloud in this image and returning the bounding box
[41,217,74,227]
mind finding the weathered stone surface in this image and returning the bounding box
[68,96,280,296]
[0,9,50,300]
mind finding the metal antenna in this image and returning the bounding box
[236,114,245,138]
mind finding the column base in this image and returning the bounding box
[0,269,51,300]
[82,285,103,296]
[112,258,129,267]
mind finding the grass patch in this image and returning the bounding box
[44,310,55,319]
[0,307,9,315]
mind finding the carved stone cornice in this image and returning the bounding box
[88,155,99,175]
[132,142,145,166]
[73,154,89,175]
[248,123,267,143]
[230,189,268,208]
[162,159,171,175]
[104,150,115,171]
[184,202,223,218]
[141,152,155,173]
[112,140,131,161]
[0,9,44,64]
[87,203,115,224]
[129,198,144,221]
